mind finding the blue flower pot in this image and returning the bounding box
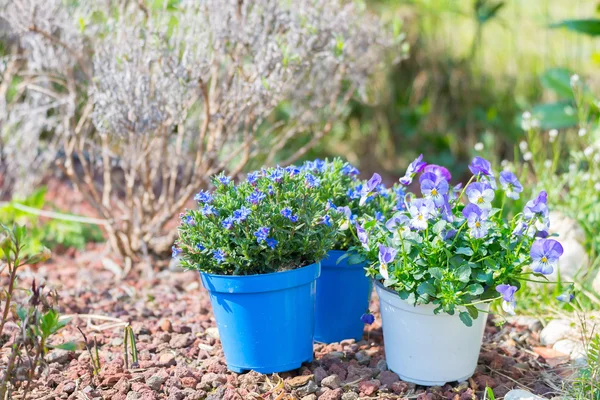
[314,250,371,343]
[200,262,320,373]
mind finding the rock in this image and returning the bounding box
[318,388,343,400]
[548,212,589,280]
[341,393,359,400]
[158,353,177,366]
[296,381,318,397]
[313,366,327,384]
[205,327,220,340]
[553,339,586,360]
[287,375,314,389]
[540,320,575,346]
[62,382,76,394]
[146,374,166,391]
[355,350,370,365]
[503,389,544,399]
[378,371,399,387]
[126,393,141,400]
[206,386,227,400]
[301,395,317,400]
[321,375,341,389]
[200,372,226,389]
[169,333,194,349]
[159,319,173,332]
[358,379,380,396]
[375,359,388,372]
[510,316,543,332]
[47,349,72,365]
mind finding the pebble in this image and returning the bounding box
[158,353,177,366]
[341,393,359,400]
[169,333,194,349]
[358,379,380,396]
[205,327,220,340]
[62,382,76,394]
[553,339,586,360]
[354,350,370,365]
[301,395,317,400]
[147,374,166,391]
[504,389,544,399]
[319,388,343,400]
[376,359,388,371]
[321,374,341,389]
[540,320,575,346]
[296,381,318,397]
[47,349,72,365]
[287,375,314,389]
[378,370,399,387]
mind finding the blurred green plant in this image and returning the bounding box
[0,225,75,399]
[0,187,104,255]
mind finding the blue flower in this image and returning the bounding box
[466,182,494,209]
[217,174,232,185]
[377,184,389,198]
[356,223,369,248]
[496,284,518,315]
[321,215,332,226]
[222,217,235,230]
[360,173,382,205]
[201,204,217,216]
[469,156,493,177]
[233,206,252,223]
[269,167,285,183]
[524,191,549,234]
[183,215,196,226]
[326,200,337,211]
[499,171,523,199]
[194,190,213,203]
[557,292,574,303]
[408,198,436,230]
[213,249,226,264]
[254,227,270,243]
[360,313,375,325]
[171,246,182,258]
[285,166,301,176]
[246,190,266,205]
[266,238,278,249]
[424,164,452,181]
[196,243,205,251]
[268,185,274,195]
[385,214,409,231]
[247,171,259,185]
[280,207,298,222]
[378,244,397,280]
[347,185,361,200]
[530,239,563,275]
[462,203,490,239]
[342,164,360,176]
[375,211,385,222]
[305,173,320,188]
[420,172,449,206]
[400,154,427,185]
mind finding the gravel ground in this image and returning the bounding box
[0,242,575,400]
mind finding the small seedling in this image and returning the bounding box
[123,325,139,369]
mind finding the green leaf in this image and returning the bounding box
[456,247,474,256]
[48,341,78,351]
[417,281,436,297]
[540,68,575,99]
[432,220,446,235]
[486,386,496,400]
[455,265,472,282]
[466,305,479,320]
[475,1,505,24]
[428,267,444,280]
[516,101,577,130]
[459,311,473,327]
[466,283,485,296]
[550,19,600,36]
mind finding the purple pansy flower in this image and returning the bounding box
[360,173,382,206]
[424,164,452,181]
[496,284,518,315]
[247,171,259,185]
[337,206,356,224]
[466,182,495,209]
[440,195,454,223]
[378,244,397,280]
[557,292,574,303]
[443,229,457,240]
[356,223,369,249]
[530,239,563,275]
[305,173,320,188]
[420,172,449,206]
[524,191,549,234]
[213,249,226,264]
[500,171,523,200]
[400,154,427,185]
[254,227,270,243]
[408,198,436,231]
[194,190,212,203]
[201,204,218,216]
[222,217,235,230]
[360,313,375,325]
[246,190,266,205]
[462,203,490,239]
[266,238,278,249]
[469,156,493,177]
[171,246,182,258]
[385,214,409,232]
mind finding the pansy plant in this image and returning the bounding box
[351,155,565,326]
[175,166,336,275]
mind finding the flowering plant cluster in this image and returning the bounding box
[352,156,565,326]
[303,158,403,250]
[174,167,336,275]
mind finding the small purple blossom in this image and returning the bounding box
[280,207,298,222]
[530,239,563,275]
[377,184,389,198]
[194,190,212,203]
[424,164,452,181]
[268,185,274,195]
[385,214,409,231]
[499,171,523,200]
[496,284,518,303]
[321,215,332,227]
[305,173,320,188]
[462,203,490,239]
[420,172,449,206]
[246,190,266,204]
[213,249,226,264]
[201,204,218,216]
[400,154,427,185]
[469,156,493,177]
[342,164,360,176]
[466,182,495,209]
[360,313,375,325]
[356,223,369,248]
[171,246,182,258]
[375,211,385,222]
[326,200,337,211]
[266,238,278,249]
[183,215,196,226]
[378,244,397,265]
[360,173,382,205]
[247,171,259,185]
[269,167,285,182]
[254,227,270,243]
[196,243,205,251]
[557,292,574,303]
[222,217,235,230]
[233,206,252,222]
[217,175,232,185]
[285,166,301,176]
[408,198,436,230]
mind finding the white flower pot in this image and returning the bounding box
[376,282,489,386]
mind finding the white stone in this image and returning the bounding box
[547,212,589,280]
[540,319,576,346]
[205,327,220,340]
[553,339,586,360]
[503,389,544,400]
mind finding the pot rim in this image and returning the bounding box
[200,261,321,294]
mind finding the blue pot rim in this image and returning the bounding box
[200,261,321,294]
[322,249,366,269]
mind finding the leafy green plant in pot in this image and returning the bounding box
[351,155,567,385]
[174,166,336,373]
[305,158,402,343]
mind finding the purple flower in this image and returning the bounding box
[469,157,493,177]
[356,223,369,248]
[268,185,274,195]
[222,217,235,230]
[385,214,409,231]
[342,164,360,176]
[281,207,298,222]
[246,190,266,204]
[305,173,320,188]
[247,171,259,185]
[336,206,355,223]
[266,238,278,249]
[424,164,452,181]
[443,229,457,240]
[530,239,564,275]
[194,190,212,203]
[360,173,382,205]
[213,249,226,264]
[420,172,449,205]
[217,175,232,185]
[254,227,270,243]
[440,196,454,223]
[201,204,218,216]
[466,182,495,209]
[183,215,196,226]
[196,243,205,251]
[462,203,490,239]
[500,171,523,200]
[326,200,337,211]
[360,313,375,325]
[269,167,285,182]
[321,215,332,227]
[557,292,574,303]
[408,198,436,230]
[496,284,518,303]
[378,244,397,280]
[374,211,385,222]
[171,246,182,258]
[400,154,427,185]
[285,166,301,176]
[233,206,251,222]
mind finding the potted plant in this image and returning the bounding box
[174,167,336,373]
[307,158,401,343]
[352,156,564,385]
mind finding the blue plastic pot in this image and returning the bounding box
[200,262,320,373]
[314,250,371,343]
